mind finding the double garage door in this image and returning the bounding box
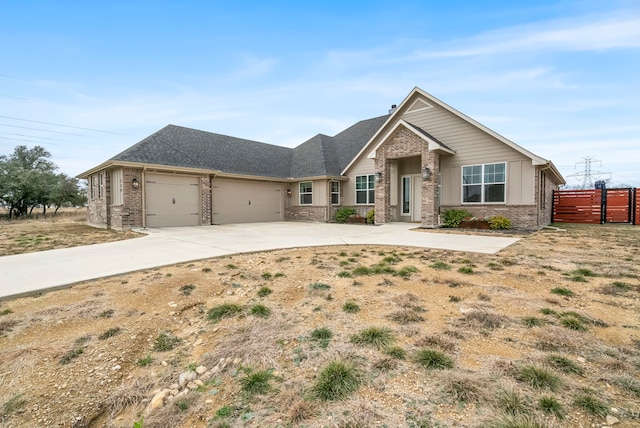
[145,174,283,227]
[212,179,283,224]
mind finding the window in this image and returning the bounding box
[299,181,312,205]
[330,181,340,205]
[402,176,411,215]
[111,169,123,205]
[90,175,95,199]
[462,163,506,203]
[98,172,104,198]
[355,175,375,204]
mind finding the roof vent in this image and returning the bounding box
[388,104,397,114]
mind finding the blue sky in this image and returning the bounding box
[1,0,639,187]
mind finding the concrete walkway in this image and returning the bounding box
[0,222,519,300]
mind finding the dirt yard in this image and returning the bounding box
[0,221,639,428]
[0,209,141,256]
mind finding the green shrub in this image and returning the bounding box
[240,369,274,394]
[313,360,361,401]
[550,287,574,297]
[309,282,331,290]
[207,303,243,322]
[137,356,153,367]
[385,346,407,359]
[366,209,375,224]
[342,301,360,313]
[257,286,272,297]
[415,348,454,370]
[250,304,271,318]
[351,326,394,349]
[153,332,182,352]
[573,394,608,416]
[98,327,121,340]
[311,327,333,340]
[516,365,561,391]
[335,207,357,223]
[442,209,472,228]
[545,354,584,375]
[538,395,565,419]
[431,261,451,270]
[489,216,512,230]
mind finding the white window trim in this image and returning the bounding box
[355,174,375,205]
[299,181,313,205]
[461,162,507,204]
[330,181,340,205]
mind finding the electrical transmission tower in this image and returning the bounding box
[566,156,611,189]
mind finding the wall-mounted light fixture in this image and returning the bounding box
[375,172,382,182]
[422,167,431,181]
[286,188,292,196]
[132,178,140,189]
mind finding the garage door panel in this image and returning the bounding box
[146,174,200,227]
[212,179,282,224]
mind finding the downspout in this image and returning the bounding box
[141,166,147,229]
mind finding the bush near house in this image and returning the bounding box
[335,207,357,223]
[489,216,512,230]
[366,209,375,224]
[442,209,473,228]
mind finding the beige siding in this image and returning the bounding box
[401,100,536,206]
[342,157,375,206]
[293,179,327,206]
[110,168,123,206]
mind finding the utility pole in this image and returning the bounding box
[566,156,611,189]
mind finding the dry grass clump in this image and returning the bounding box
[533,326,589,354]
[458,310,510,330]
[387,308,425,324]
[288,400,316,423]
[437,370,489,403]
[415,334,458,352]
[202,317,293,369]
[144,391,203,428]
[106,379,155,418]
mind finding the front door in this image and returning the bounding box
[401,175,422,222]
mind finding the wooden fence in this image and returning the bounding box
[552,188,639,225]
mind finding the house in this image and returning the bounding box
[78,87,565,230]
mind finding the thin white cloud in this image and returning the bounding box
[415,11,640,59]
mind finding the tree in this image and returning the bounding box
[0,145,85,217]
[50,173,86,213]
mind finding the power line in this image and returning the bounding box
[0,123,83,136]
[0,136,68,145]
[0,131,66,141]
[0,115,132,136]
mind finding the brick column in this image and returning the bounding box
[374,158,390,224]
[421,151,440,228]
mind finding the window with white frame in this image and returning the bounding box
[462,163,506,203]
[299,181,312,205]
[355,175,375,204]
[98,172,104,198]
[330,181,340,205]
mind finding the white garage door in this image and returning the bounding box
[145,174,200,227]
[212,179,283,224]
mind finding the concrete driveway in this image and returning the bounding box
[0,222,519,300]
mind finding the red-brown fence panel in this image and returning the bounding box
[553,189,602,224]
[605,189,632,223]
[635,188,640,225]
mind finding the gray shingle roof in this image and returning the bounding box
[111,125,293,178]
[110,114,390,179]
